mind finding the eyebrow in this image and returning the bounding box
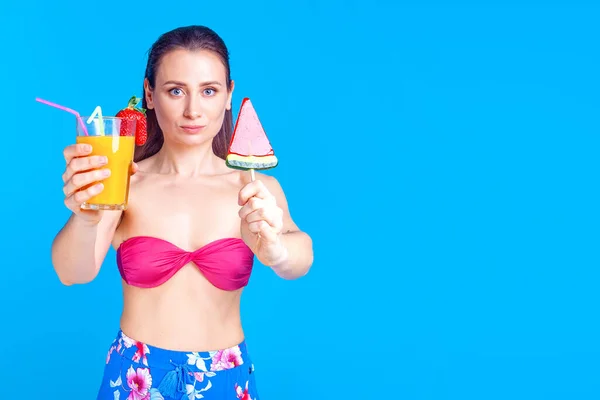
[162,80,223,87]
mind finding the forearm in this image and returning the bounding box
[51,214,101,285]
[269,231,313,279]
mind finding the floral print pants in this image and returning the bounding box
[96,330,259,400]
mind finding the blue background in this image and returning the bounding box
[1,0,599,398]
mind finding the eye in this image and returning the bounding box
[169,88,184,96]
[203,88,217,96]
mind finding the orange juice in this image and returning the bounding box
[75,135,135,210]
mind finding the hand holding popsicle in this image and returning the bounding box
[226,97,287,265]
[238,178,287,266]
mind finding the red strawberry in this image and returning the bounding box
[116,95,147,146]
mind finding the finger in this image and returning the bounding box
[131,162,139,175]
[259,224,279,242]
[248,221,278,242]
[63,168,111,197]
[63,143,92,163]
[238,197,267,220]
[65,183,104,209]
[245,207,283,232]
[238,180,275,205]
[62,155,108,183]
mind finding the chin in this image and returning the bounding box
[172,130,217,146]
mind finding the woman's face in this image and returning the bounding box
[144,48,233,145]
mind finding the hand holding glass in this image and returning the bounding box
[74,116,136,211]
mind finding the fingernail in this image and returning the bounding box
[103,169,111,177]
[84,144,92,152]
[101,156,108,164]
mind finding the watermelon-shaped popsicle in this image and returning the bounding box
[226,98,278,171]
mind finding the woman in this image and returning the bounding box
[51,25,313,400]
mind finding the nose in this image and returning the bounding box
[184,95,202,119]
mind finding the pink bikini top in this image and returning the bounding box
[116,236,255,291]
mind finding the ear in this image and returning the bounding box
[144,78,154,109]
[226,79,235,111]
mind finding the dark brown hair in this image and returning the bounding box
[134,25,233,162]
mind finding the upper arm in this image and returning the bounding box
[93,210,123,273]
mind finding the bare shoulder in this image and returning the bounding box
[129,157,156,186]
[136,156,155,170]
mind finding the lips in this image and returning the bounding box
[180,125,206,134]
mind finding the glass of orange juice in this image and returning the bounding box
[75,116,136,210]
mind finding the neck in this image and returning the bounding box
[153,139,224,177]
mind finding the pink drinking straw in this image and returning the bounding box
[35,97,89,136]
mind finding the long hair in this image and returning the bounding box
[134,26,233,163]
